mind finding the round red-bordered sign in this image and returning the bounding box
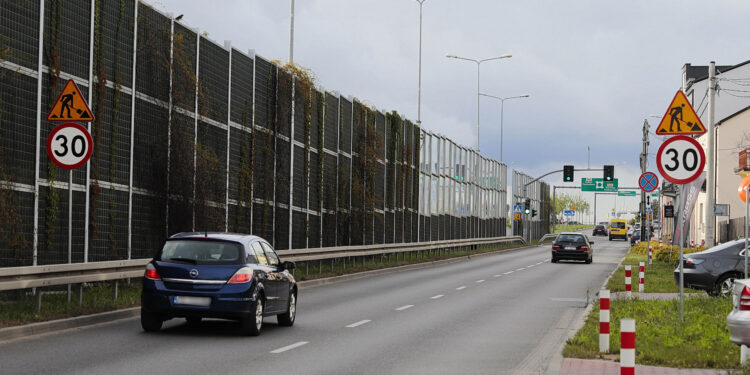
[46,122,93,170]
[638,172,659,192]
[656,135,705,184]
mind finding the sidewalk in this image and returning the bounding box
[560,358,729,374]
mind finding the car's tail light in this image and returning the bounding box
[145,263,161,280]
[580,245,590,252]
[683,257,704,269]
[552,244,562,250]
[228,267,254,284]
[740,286,750,311]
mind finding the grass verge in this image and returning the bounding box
[554,225,592,233]
[1,239,540,328]
[606,243,702,294]
[563,296,739,369]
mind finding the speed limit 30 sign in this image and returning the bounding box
[46,122,93,170]
[656,135,705,184]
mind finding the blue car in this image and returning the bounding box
[141,232,297,336]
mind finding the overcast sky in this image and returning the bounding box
[151,0,750,221]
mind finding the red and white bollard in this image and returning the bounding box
[625,265,632,297]
[691,240,695,249]
[639,262,645,293]
[599,289,610,353]
[620,318,636,375]
[648,246,653,265]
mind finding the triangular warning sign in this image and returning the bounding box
[47,79,94,122]
[655,90,705,135]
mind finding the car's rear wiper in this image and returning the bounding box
[164,257,198,264]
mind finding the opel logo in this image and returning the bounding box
[189,269,199,278]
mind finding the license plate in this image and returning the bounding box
[173,296,211,307]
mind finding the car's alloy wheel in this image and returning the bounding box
[241,298,264,336]
[255,299,264,330]
[718,275,738,297]
[278,292,296,327]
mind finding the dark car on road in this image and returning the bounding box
[592,225,607,236]
[674,239,748,296]
[141,232,297,336]
[551,232,594,264]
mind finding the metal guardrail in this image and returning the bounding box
[0,236,525,293]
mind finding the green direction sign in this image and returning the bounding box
[618,191,636,197]
[651,192,659,197]
[581,178,618,192]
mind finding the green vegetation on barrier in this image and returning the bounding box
[553,225,592,233]
[564,296,739,369]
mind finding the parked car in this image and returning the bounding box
[592,225,608,236]
[141,232,297,336]
[727,279,750,346]
[551,232,594,264]
[673,239,748,296]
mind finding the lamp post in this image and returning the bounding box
[446,54,511,152]
[478,93,529,163]
[289,0,295,63]
[416,0,427,126]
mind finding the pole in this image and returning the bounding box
[679,186,685,321]
[288,0,295,63]
[552,185,556,233]
[705,61,716,247]
[745,187,748,278]
[593,192,597,225]
[416,0,424,126]
[640,119,649,242]
[67,170,72,303]
[476,61,481,152]
[500,98,504,162]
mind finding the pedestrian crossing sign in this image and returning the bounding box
[655,90,705,135]
[47,79,94,122]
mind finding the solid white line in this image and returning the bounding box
[395,305,414,311]
[430,294,444,300]
[476,279,485,283]
[504,271,514,275]
[270,341,309,354]
[456,286,466,290]
[516,268,525,271]
[346,320,371,328]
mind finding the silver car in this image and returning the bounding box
[728,279,750,346]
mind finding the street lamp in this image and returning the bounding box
[478,93,529,163]
[416,0,427,126]
[446,54,512,152]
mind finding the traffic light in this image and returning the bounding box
[563,165,574,182]
[524,198,531,214]
[531,209,537,217]
[604,165,614,181]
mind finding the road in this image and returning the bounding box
[0,236,630,375]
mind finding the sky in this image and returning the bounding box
[150,0,750,221]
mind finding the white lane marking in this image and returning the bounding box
[476,279,485,283]
[395,305,414,311]
[346,320,371,328]
[456,286,466,290]
[430,294,444,300]
[527,264,535,268]
[516,268,525,271]
[504,271,514,275]
[536,261,543,265]
[270,341,309,354]
[493,274,502,277]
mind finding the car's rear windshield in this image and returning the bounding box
[595,225,605,229]
[158,240,244,265]
[557,234,585,243]
[611,222,625,229]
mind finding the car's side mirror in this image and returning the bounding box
[282,261,296,271]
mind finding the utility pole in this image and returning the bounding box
[705,61,717,247]
[640,119,649,242]
[289,0,295,63]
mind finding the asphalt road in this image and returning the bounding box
[0,236,630,375]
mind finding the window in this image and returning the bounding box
[261,242,280,266]
[160,240,242,265]
[558,234,585,243]
[251,242,268,266]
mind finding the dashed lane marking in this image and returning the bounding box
[476,279,485,283]
[456,286,466,290]
[430,294,444,300]
[493,274,502,277]
[516,268,525,271]
[527,264,535,268]
[270,341,309,354]
[346,320,372,328]
[504,271,514,275]
[395,305,414,311]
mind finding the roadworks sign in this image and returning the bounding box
[47,79,94,122]
[655,90,705,135]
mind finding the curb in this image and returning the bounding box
[0,307,140,344]
[0,241,542,343]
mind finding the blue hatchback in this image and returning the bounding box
[141,232,297,336]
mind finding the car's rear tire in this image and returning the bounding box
[241,298,264,336]
[140,309,163,332]
[186,316,202,325]
[277,291,296,327]
[551,257,557,263]
[608,236,612,241]
[715,274,740,297]
[585,257,592,264]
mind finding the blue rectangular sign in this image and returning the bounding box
[564,210,575,216]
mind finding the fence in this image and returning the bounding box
[719,217,747,243]
[0,0,546,268]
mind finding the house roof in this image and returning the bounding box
[684,60,750,84]
[717,104,750,126]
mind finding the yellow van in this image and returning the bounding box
[609,219,628,241]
